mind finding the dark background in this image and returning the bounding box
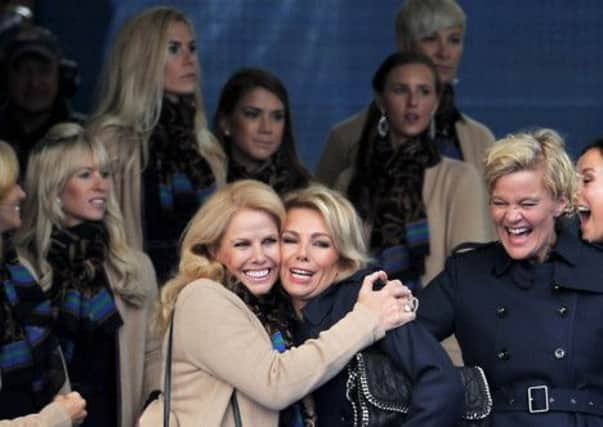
[37,0,603,169]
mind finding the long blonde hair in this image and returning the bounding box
[0,141,19,260]
[16,123,146,305]
[156,179,285,335]
[87,6,226,180]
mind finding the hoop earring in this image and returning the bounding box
[56,197,63,209]
[377,114,389,138]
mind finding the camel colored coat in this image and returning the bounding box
[109,251,162,427]
[0,403,70,427]
[139,279,385,427]
[316,108,495,186]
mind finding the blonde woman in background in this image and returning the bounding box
[88,6,226,282]
[17,124,160,427]
[140,180,413,427]
[0,140,87,426]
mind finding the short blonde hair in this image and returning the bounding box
[395,0,466,50]
[485,128,577,214]
[156,179,285,335]
[284,184,371,281]
[17,123,145,304]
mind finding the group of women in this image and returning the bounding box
[2,0,603,427]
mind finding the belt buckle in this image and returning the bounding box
[527,385,550,414]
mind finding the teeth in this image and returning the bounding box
[90,199,106,208]
[291,268,313,277]
[507,227,529,235]
[577,206,591,214]
[245,269,269,279]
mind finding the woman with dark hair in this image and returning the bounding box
[576,138,603,243]
[341,51,492,365]
[214,68,310,194]
[318,0,495,186]
[344,51,491,288]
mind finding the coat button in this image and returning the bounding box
[496,306,508,318]
[551,281,561,292]
[554,348,566,359]
[558,306,568,317]
[497,349,511,360]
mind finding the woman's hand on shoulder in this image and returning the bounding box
[356,270,416,332]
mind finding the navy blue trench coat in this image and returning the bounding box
[417,227,603,426]
[294,268,464,427]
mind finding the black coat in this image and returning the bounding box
[295,268,464,426]
[417,227,603,426]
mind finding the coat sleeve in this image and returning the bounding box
[378,322,464,426]
[177,281,385,411]
[139,254,162,399]
[315,125,351,186]
[0,402,71,427]
[416,260,458,343]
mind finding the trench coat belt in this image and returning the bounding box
[494,386,603,416]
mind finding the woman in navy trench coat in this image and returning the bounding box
[417,128,603,426]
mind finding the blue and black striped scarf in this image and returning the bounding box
[45,222,123,362]
[0,240,65,409]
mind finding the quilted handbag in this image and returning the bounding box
[345,347,492,427]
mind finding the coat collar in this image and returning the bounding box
[492,226,603,293]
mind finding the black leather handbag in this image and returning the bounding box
[345,347,492,427]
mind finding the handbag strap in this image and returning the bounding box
[163,309,175,427]
[231,391,242,427]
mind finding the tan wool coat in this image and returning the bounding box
[139,279,385,427]
[109,250,162,427]
[316,107,495,187]
[0,402,71,427]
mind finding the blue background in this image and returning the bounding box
[38,0,603,169]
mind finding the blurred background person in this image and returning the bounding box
[213,67,310,194]
[339,51,492,365]
[317,0,494,187]
[87,6,226,283]
[17,124,160,427]
[0,25,82,170]
[0,140,87,425]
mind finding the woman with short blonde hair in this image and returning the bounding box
[88,6,226,282]
[17,123,160,427]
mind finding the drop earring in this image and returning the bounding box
[429,115,436,140]
[377,113,389,138]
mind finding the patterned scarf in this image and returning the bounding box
[45,222,123,362]
[227,147,308,195]
[354,132,441,282]
[0,239,65,409]
[231,280,315,427]
[149,95,216,210]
